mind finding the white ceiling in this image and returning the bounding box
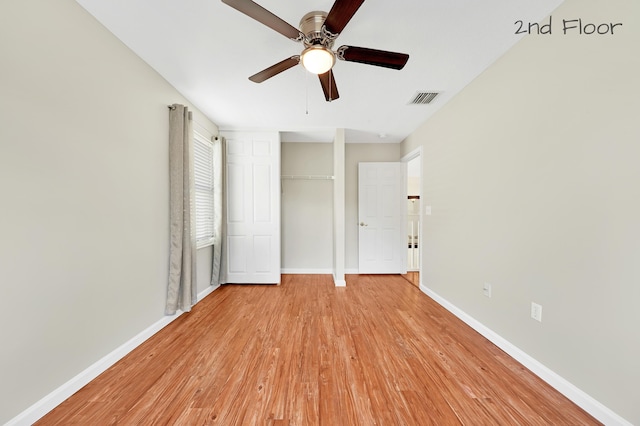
[76,0,562,143]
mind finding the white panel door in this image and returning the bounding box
[358,162,407,274]
[223,131,280,284]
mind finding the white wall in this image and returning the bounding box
[281,143,334,272]
[0,0,217,422]
[401,0,639,422]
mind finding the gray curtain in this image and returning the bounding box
[166,104,197,314]
[211,136,227,286]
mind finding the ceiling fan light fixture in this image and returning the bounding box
[301,45,335,75]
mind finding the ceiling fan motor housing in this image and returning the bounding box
[300,11,334,48]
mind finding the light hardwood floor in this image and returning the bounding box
[37,274,599,425]
[401,271,419,288]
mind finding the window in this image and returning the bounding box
[193,130,214,248]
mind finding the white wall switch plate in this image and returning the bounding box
[425,205,432,215]
[483,283,492,298]
[531,302,543,322]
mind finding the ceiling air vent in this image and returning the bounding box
[409,92,439,105]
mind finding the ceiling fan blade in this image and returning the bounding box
[337,45,409,70]
[249,56,300,83]
[222,0,302,40]
[323,0,365,36]
[318,70,339,102]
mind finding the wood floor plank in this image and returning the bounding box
[36,274,600,425]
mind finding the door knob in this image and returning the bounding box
[360,222,368,227]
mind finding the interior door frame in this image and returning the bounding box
[401,147,423,288]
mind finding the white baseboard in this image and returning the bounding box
[197,282,219,301]
[280,268,333,274]
[278,270,346,287]
[7,284,221,426]
[419,284,632,426]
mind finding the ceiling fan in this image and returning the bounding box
[221,0,410,101]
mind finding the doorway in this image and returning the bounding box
[401,149,422,287]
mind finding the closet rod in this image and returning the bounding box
[281,175,335,180]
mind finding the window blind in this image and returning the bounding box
[193,131,214,248]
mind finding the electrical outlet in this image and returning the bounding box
[531,302,543,322]
[483,283,492,298]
